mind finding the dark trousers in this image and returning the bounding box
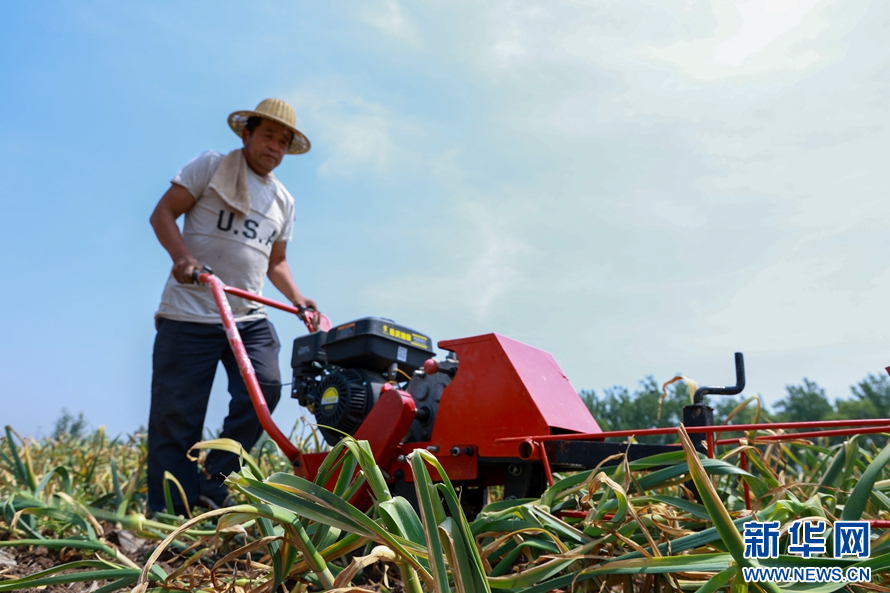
[148,317,282,513]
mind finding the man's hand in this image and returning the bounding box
[173,254,201,284]
[293,296,318,311]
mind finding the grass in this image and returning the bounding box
[2,411,890,593]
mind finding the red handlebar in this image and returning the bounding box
[220,284,325,333]
[196,271,303,463]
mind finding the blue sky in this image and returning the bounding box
[2,1,889,438]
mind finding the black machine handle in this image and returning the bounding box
[692,352,745,406]
[191,265,214,283]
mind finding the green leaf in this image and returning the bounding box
[437,482,491,593]
[488,540,560,577]
[693,565,736,593]
[92,577,138,593]
[110,458,123,507]
[591,552,733,574]
[286,512,336,589]
[0,561,139,592]
[379,496,426,547]
[478,497,538,514]
[0,538,117,557]
[162,471,189,519]
[841,438,890,520]
[409,452,451,591]
[236,474,432,581]
[189,438,263,478]
[626,449,689,469]
[525,506,589,545]
[34,466,72,498]
[4,426,37,492]
[586,472,628,524]
[677,426,780,593]
[645,494,710,520]
[473,518,542,537]
[616,516,752,560]
[513,553,733,593]
[489,556,578,589]
[439,517,484,593]
[637,457,764,493]
[256,515,287,592]
[540,470,594,508]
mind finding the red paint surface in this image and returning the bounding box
[715,424,890,445]
[433,333,600,458]
[355,388,417,466]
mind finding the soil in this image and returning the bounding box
[0,544,108,593]
[0,523,163,593]
[0,532,408,593]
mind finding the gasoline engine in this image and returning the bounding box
[291,317,455,445]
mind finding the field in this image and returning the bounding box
[2,412,890,593]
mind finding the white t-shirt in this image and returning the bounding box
[155,150,295,323]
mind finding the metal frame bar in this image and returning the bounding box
[497,418,890,445]
[222,285,305,316]
[715,424,890,445]
[740,450,752,510]
[538,440,554,487]
[198,272,302,464]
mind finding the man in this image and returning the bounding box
[148,98,316,514]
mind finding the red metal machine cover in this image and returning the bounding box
[431,333,601,459]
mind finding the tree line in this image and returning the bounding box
[580,373,890,444]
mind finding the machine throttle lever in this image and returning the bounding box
[423,358,457,378]
[692,352,745,405]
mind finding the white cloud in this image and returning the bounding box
[357,0,890,402]
[286,81,415,176]
[316,107,394,176]
[363,198,536,326]
[364,0,420,45]
[711,0,824,67]
[291,0,889,401]
[451,202,534,320]
[644,0,867,81]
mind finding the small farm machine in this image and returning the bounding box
[196,270,890,517]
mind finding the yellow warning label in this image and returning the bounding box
[321,387,339,406]
[384,324,430,349]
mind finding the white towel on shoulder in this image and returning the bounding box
[207,148,251,216]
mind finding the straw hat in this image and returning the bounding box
[228,98,311,155]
